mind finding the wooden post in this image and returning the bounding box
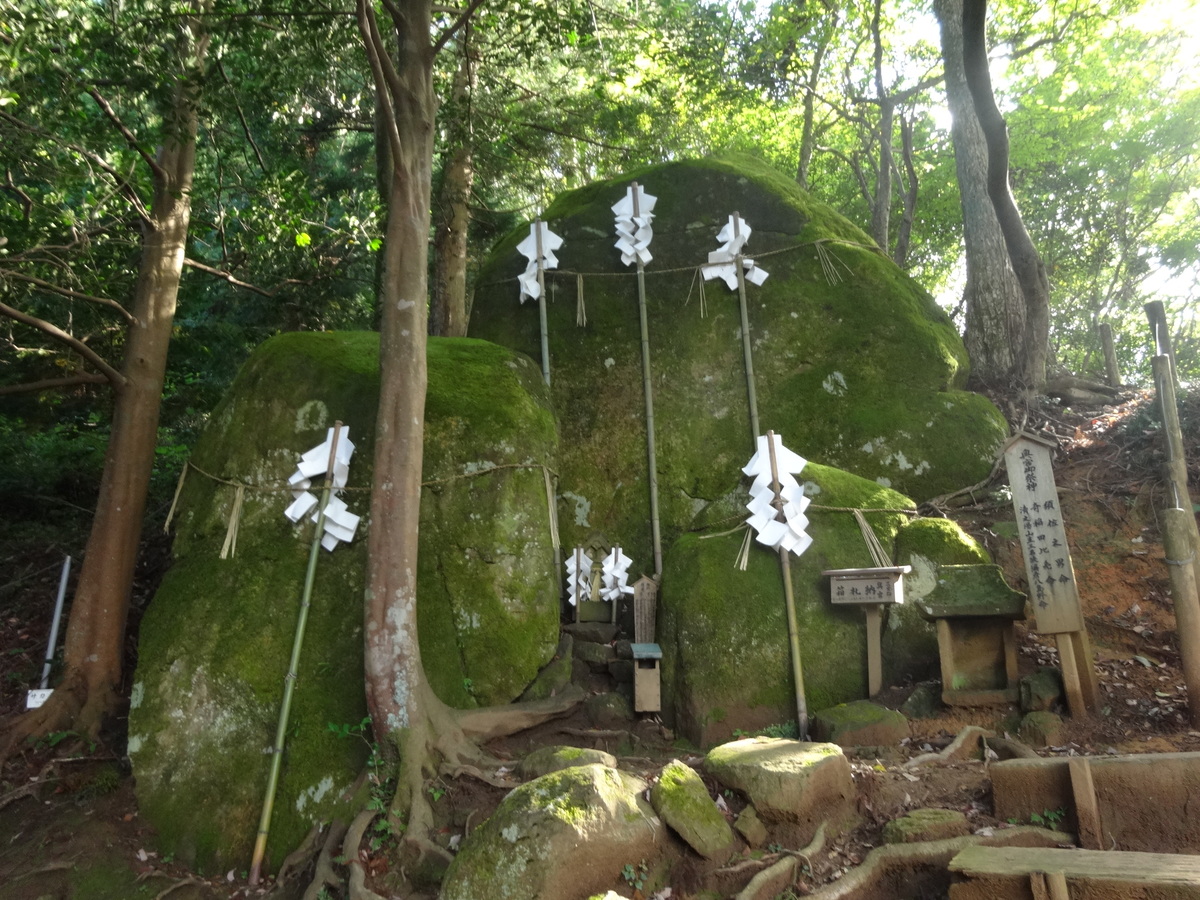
[864,604,883,696]
[1068,756,1104,850]
[1002,433,1099,715]
[767,431,807,738]
[1099,322,1120,388]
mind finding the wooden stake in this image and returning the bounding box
[864,604,883,696]
[767,430,807,738]
[1055,631,1087,719]
[1068,756,1103,850]
[1099,323,1120,388]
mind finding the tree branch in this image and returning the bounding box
[357,0,406,168]
[216,59,269,176]
[0,268,136,323]
[431,0,485,55]
[181,257,309,296]
[85,88,167,181]
[0,374,109,396]
[0,301,126,387]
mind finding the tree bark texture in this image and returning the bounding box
[959,0,1050,392]
[934,0,1029,388]
[11,23,208,744]
[357,0,435,747]
[430,28,475,338]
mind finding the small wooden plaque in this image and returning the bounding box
[823,566,911,605]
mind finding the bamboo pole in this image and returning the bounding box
[767,430,808,738]
[535,218,551,386]
[733,212,761,443]
[249,423,343,886]
[631,183,663,579]
[1150,353,1200,725]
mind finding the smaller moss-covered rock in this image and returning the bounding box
[704,738,854,840]
[441,765,667,900]
[650,760,735,860]
[918,565,1026,619]
[608,659,634,684]
[882,808,970,844]
[1019,711,1065,748]
[811,701,909,748]
[735,805,769,848]
[1020,668,1064,713]
[900,682,943,719]
[585,692,634,729]
[520,746,617,779]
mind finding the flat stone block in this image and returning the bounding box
[919,564,1025,619]
[812,700,909,747]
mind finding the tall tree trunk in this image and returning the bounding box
[961,0,1049,393]
[4,22,207,746]
[934,0,1030,388]
[796,14,836,191]
[430,27,475,338]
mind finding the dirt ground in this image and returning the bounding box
[2,388,1198,899]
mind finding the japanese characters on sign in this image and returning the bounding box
[825,566,909,606]
[1001,433,1085,634]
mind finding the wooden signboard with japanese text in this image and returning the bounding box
[1002,433,1085,635]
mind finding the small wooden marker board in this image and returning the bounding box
[1001,432,1100,715]
[823,566,910,697]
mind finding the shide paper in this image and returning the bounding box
[612,184,657,267]
[702,213,769,290]
[283,426,360,551]
[600,547,635,602]
[565,549,593,608]
[742,433,812,557]
[517,220,564,303]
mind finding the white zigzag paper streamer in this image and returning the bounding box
[516,221,563,303]
[702,213,769,290]
[742,433,812,557]
[282,426,360,552]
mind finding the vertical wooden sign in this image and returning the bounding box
[1002,432,1099,714]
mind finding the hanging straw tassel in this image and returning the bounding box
[164,462,189,533]
[853,508,892,567]
[543,466,560,553]
[735,525,753,570]
[220,484,246,559]
[576,273,586,326]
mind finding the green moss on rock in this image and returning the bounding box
[811,700,909,747]
[649,759,734,859]
[130,333,560,873]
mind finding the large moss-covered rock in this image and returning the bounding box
[650,759,735,860]
[441,764,668,900]
[129,332,560,873]
[469,155,1007,567]
[661,464,919,744]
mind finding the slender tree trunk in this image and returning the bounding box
[796,16,836,190]
[892,112,918,267]
[430,27,475,338]
[4,23,207,747]
[871,99,894,251]
[961,0,1049,393]
[934,0,1030,388]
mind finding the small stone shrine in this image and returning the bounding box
[918,564,1025,706]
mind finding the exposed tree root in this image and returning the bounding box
[344,808,388,900]
[149,876,207,899]
[276,822,322,887]
[0,673,116,768]
[299,820,349,900]
[455,684,584,741]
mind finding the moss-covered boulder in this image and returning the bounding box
[661,463,971,744]
[469,155,1007,568]
[128,332,561,873]
[811,700,909,748]
[650,759,735,860]
[519,746,617,779]
[704,738,854,841]
[441,764,669,900]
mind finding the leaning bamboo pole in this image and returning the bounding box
[767,430,808,738]
[535,218,551,386]
[733,212,762,443]
[249,423,343,885]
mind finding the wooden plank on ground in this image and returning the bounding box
[951,845,1200,888]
